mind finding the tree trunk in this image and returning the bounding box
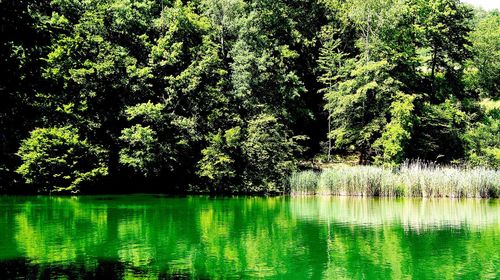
[430,44,437,94]
[365,13,371,64]
[328,115,331,162]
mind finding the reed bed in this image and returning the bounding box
[289,162,499,198]
[289,170,320,195]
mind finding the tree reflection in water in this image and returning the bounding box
[0,195,498,279]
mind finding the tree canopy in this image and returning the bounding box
[0,0,498,193]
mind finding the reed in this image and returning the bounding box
[289,170,319,195]
[289,162,499,198]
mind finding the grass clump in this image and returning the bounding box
[290,162,499,198]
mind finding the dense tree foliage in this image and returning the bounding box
[16,127,108,193]
[466,10,500,98]
[0,0,498,193]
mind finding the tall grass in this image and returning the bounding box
[289,170,319,195]
[289,162,499,198]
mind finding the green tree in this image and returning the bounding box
[16,127,108,193]
[466,10,500,99]
[200,0,245,57]
[409,99,469,162]
[317,25,345,161]
[2,0,498,193]
[125,0,228,185]
[413,0,472,99]
[229,0,306,124]
[0,0,51,189]
[241,114,298,193]
[325,59,403,164]
[373,93,415,165]
[403,0,475,162]
[341,0,406,63]
[464,100,500,168]
[119,101,198,178]
[320,0,417,165]
[197,127,241,192]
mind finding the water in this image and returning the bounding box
[0,195,498,279]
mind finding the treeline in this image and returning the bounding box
[0,0,499,193]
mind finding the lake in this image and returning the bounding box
[0,195,498,279]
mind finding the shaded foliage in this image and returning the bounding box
[0,0,498,193]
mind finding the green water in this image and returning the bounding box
[0,196,498,279]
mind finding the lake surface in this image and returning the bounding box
[0,195,498,279]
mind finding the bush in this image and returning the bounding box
[16,127,108,193]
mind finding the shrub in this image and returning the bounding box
[16,127,108,193]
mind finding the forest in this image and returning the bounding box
[1,0,499,194]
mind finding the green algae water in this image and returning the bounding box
[0,196,498,279]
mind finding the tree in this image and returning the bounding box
[1,0,498,194]
[131,0,228,186]
[373,93,415,165]
[464,100,500,168]
[324,59,403,164]
[408,99,469,162]
[241,114,298,193]
[40,0,153,134]
[200,0,245,57]
[413,0,472,100]
[318,25,352,161]
[197,127,241,192]
[317,25,345,161]
[466,10,500,99]
[342,0,404,63]
[405,0,474,162]
[320,0,416,165]
[0,0,51,189]
[16,127,108,193]
[118,100,198,179]
[197,114,300,194]
[229,0,306,124]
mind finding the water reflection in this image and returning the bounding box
[0,195,498,279]
[290,196,500,230]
